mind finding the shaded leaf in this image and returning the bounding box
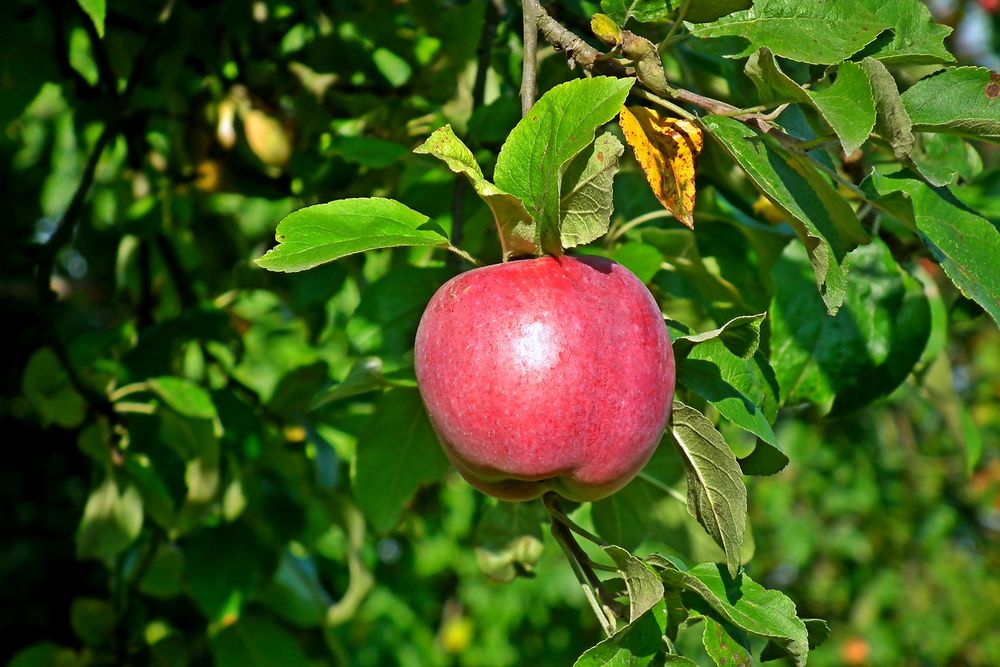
[703,616,752,667]
[354,389,450,532]
[22,347,87,429]
[744,48,809,105]
[859,57,914,160]
[255,198,449,273]
[210,615,311,667]
[573,601,668,667]
[620,107,703,228]
[668,400,747,576]
[76,474,143,562]
[561,131,625,247]
[865,169,1000,326]
[702,114,868,313]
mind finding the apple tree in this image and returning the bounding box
[5,0,1000,665]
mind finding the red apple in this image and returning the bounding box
[414,255,675,502]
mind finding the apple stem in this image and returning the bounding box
[542,497,611,548]
[543,493,619,637]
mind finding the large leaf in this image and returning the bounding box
[864,169,1000,327]
[561,131,626,247]
[807,61,876,155]
[857,0,953,65]
[354,389,450,532]
[859,57,914,160]
[573,601,668,667]
[668,400,747,576]
[414,125,537,258]
[660,564,809,667]
[688,0,890,65]
[901,67,1000,140]
[770,238,932,414]
[702,114,868,313]
[254,198,450,272]
[494,76,634,254]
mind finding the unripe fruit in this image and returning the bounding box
[414,255,675,502]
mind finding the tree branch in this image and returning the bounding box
[521,0,541,115]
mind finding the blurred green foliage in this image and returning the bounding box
[2,0,999,665]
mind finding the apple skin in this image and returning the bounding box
[414,255,675,502]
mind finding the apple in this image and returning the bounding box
[414,255,675,502]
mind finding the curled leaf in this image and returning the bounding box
[620,106,704,228]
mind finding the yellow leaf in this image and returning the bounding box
[619,106,703,229]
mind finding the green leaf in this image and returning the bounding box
[495,76,634,254]
[604,545,665,623]
[76,0,105,37]
[769,238,932,414]
[311,357,389,409]
[254,198,449,273]
[592,477,659,550]
[70,598,115,646]
[689,0,890,65]
[414,125,537,258]
[76,474,144,562]
[909,132,982,187]
[261,549,332,628]
[560,131,625,248]
[668,400,747,576]
[474,501,546,583]
[702,114,868,313]
[662,564,809,667]
[573,601,668,666]
[902,67,1000,140]
[185,524,264,622]
[859,57,914,160]
[673,313,766,360]
[148,376,218,421]
[328,135,409,168]
[210,615,312,667]
[703,616,752,667]
[124,457,175,529]
[864,169,1000,327]
[139,544,184,599]
[600,0,673,25]
[354,388,450,532]
[372,47,412,88]
[856,0,953,65]
[22,347,87,429]
[680,341,782,454]
[685,0,753,24]
[807,61,876,155]
[610,242,664,284]
[9,643,81,667]
[744,48,809,105]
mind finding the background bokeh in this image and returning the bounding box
[2,0,998,665]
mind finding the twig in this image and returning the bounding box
[521,0,541,115]
[661,0,692,48]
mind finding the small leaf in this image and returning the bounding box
[76,474,144,562]
[22,347,87,429]
[668,400,747,576]
[70,598,115,646]
[620,107,703,229]
[561,131,625,248]
[414,125,537,258]
[573,601,668,667]
[474,502,546,583]
[604,545,665,623]
[744,48,810,105]
[673,313,766,360]
[703,617,752,667]
[662,564,810,667]
[255,198,449,272]
[807,61,876,155]
[354,389,450,532]
[76,0,105,37]
[864,169,1000,327]
[591,13,623,46]
[689,0,891,65]
[702,114,868,314]
[148,376,218,421]
[901,66,1000,139]
[495,76,634,255]
[859,57,914,160]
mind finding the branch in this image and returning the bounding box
[521,0,541,115]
